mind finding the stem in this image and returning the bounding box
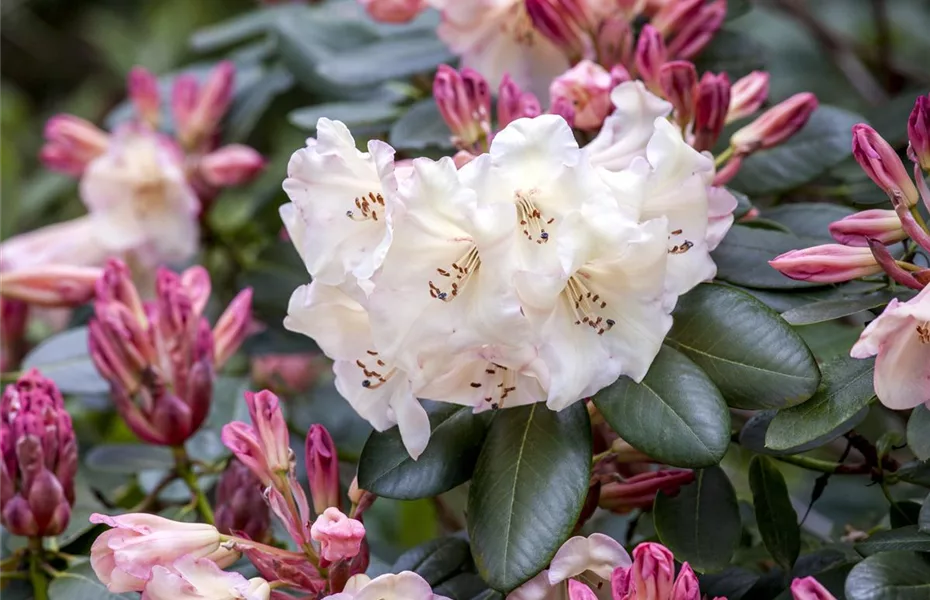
[173,446,215,525]
[714,146,734,167]
[28,538,48,600]
[774,454,870,475]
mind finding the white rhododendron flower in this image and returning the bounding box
[324,571,451,600]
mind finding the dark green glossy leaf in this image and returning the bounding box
[729,106,865,195]
[666,284,821,409]
[390,99,455,151]
[891,502,923,529]
[593,346,729,468]
[766,356,875,451]
[712,225,823,290]
[730,188,753,220]
[359,402,492,500]
[468,403,591,592]
[919,494,930,534]
[237,241,307,324]
[190,6,285,51]
[740,408,868,456]
[48,562,135,600]
[907,405,930,461]
[694,30,764,80]
[781,290,897,325]
[316,34,453,87]
[897,460,930,487]
[22,327,108,395]
[845,551,930,599]
[654,466,741,573]
[749,456,800,570]
[224,65,294,142]
[289,101,401,131]
[392,536,472,586]
[698,567,760,600]
[84,444,174,474]
[761,203,855,242]
[433,573,490,600]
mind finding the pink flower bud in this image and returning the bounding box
[867,239,924,291]
[40,114,109,176]
[0,370,77,537]
[908,94,930,171]
[852,123,920,208]
[634,25,667,90]
[199,145,266,188]
[658,60,698,129]
[596,17,634,70]
[181,61,235,149]
[790,576,838,600]
[732,92,818,154]
[665,0,726,60]
[180,265,212,317]
[266,481,314,548]
[631,542,676,599]
[306,425,341,514]
[347,477,377,518]
[599,469,695,513]
[251,353,321,395]
[568,579,599,600]
[651,0,704,36]
[359,0,426,23]
[238,542,325,594]
[223,390,292,487]
[693,71,731,151]
[769,244,882,283]
[497,74,542,129]
[213,287,254,368]
[550,96,576,128]
[310,507,366,562]
[89,513,223,593]
[610,64,632,88]
[549,60,613,131]
[143,555,271,600]
[171,74,199,139]
[215,458,271,542]
[1,298,28,372]
[671,563,700,600]
[525,0,591,62]
[727,71,770,124]
[828,209,907,247]
[127,66,161,126]
[434,65,492,153]
[0,265,101,308]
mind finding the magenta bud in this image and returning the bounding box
[790,576,838,600]
[634,25,667,90]
[727,71,770,124]
[609,64,632,88]
[306,425,340,514]
[180,265,212,317]
[867,238,924,291]
[497,74,542,129]
[599,469,695,513]
[1,298,28,373]
[525,0,591,62]
[171,74,199,139]
[0,265,102,308]
[693,71,731,151]
[550,95,576,128]
[671,563,701,600]
[568,579,599,600]
[199,144,266,188]
[127,66,161,126]
[769,244,882,283]
[434,65,492,152]
[828,209,906,247]
[359,0,426,23]
[223,390,293,488]
[310,507,365,562]
[852,123,920,208]
[732,92,818,154]
[596,16,633,70]
[666,0,727,60]
[182,61,235,149]
[908,94,930,171]
[213,287,253,368]
[651,0,704,36]
[216,458,271,542]
[658,60,698,129]
[549,60,613,131]
[631,543,676,599]
[40,114,109,177]
[239,543,324,594]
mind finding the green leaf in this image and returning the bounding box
[237,241,308,324]
[749,456,800,570]
[765,356,875,451]
[666,284,821,409]
[48,561,135,600]
[712,225,823,290]
[920,494,930,534]
[390,99,455,151]
[908,405,930,461]
[761,203,856,242]
[781,290,897,325]
[729,106,866,195]
[468,402,592,592]
[190,6,284,51]
[730,188,754,220]
[358,402,492,499]
[654,466,741,572]
[392,536,472,586]
[315,34,454,88]
[224,65,294,142]
[22,327,108,395]
[434,573,492,600]
[845,551,930,599]
[84,444,174,474]
[289,101,401,131]
[694,30,765,80]
[593,346,730,468]
[891,502,923,529]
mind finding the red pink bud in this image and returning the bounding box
[434,65,492,152]
[732,92,818,154]
[306,425,341,514]
[828,209,907,247]
[180,61,235,149]
[549,60,613,131]
[651,0,704,36]
[867,239,924,291]
[310,507,366,562]
[200,145,266,187]
[908,94,930,171]
[213,287,254,368]
[665,0,726,60]
[727,71,770,123]
[599,469,695,513]
[238,543,325,594]
[171,74,199,139]
[180,265,212,317]
[769,245,882,283]
[40,115,109,176]
[359,0,426,23]
[222,390,292,487]
[497,74,542,129]
[127,66,161,126]
[693,72,731,151]
[1,298,28,372]
[0,265,102,307]
[550,96,577,128]
[596,17,634,70]
[215,458,271,542]
[525,0,591,62]
[251,353,321,395]
[852,123,920,208]
[659,61,698,129]
[791,576,837,600]
[568,579,598,600]
[634,25,667,90]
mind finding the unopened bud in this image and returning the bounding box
[630,543,676,599]
[693,72,730,151]
[596,17,633,70]
[651,0,703,36]
[727,71,770,124]
[732,92,818,154]
[671,563,701,600]
[215,458,271,542]
[213,287,253,368]
[666,0,726,60]
[348,477,376,518]
[634,25,667,90]
[550,95,576,128]
[181,61,235,149]
[0,265,102,307]
[1,298,28,372]
[199,144,265,187]
[40,115,109,176]
[867,239,924,291]
[658,60,698,129]
[568,579,598,600]
[908,94,930,171]
[306,425,341,514]
[497,74,542,129]
[790,577,837,600]
[359,0,426,23]
[852,123,920,208]
[549,60,613,131]
[525,0,591,62]
[434,65,492,153]
[828,209,907,247]
[127,66,161,127]
[609,64,632,88]
[310,508,366,562]
[769,244,882,283]
[251,353,320,395]
[180,265,212,317]
[171,74,199,140]
[599,469,695,513]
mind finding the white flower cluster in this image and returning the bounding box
[281,82,736,458]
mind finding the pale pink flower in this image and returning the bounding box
[790,576,836,600]
[142,555,271,600]
[549,60,613,131]
[325,572,451,600]
[310,507,366,562]
[359,0,426,23]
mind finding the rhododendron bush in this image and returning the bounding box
[2,0,930,599]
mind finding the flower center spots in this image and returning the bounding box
[515,188,554,244]
[429,245,480,302]
[355,350,397,389]
[472,363,517,410]
[345,192,384,222]
[565,274,615,335]
[668,228,693,255]
[918,322,930,344]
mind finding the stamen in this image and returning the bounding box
[355,349,398,389]
[429,245,480,302]
[668,229,693,254]
[564,275,615,335]
[514,188,554,244]
[345,191,385,222]
[918,322,930,344]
